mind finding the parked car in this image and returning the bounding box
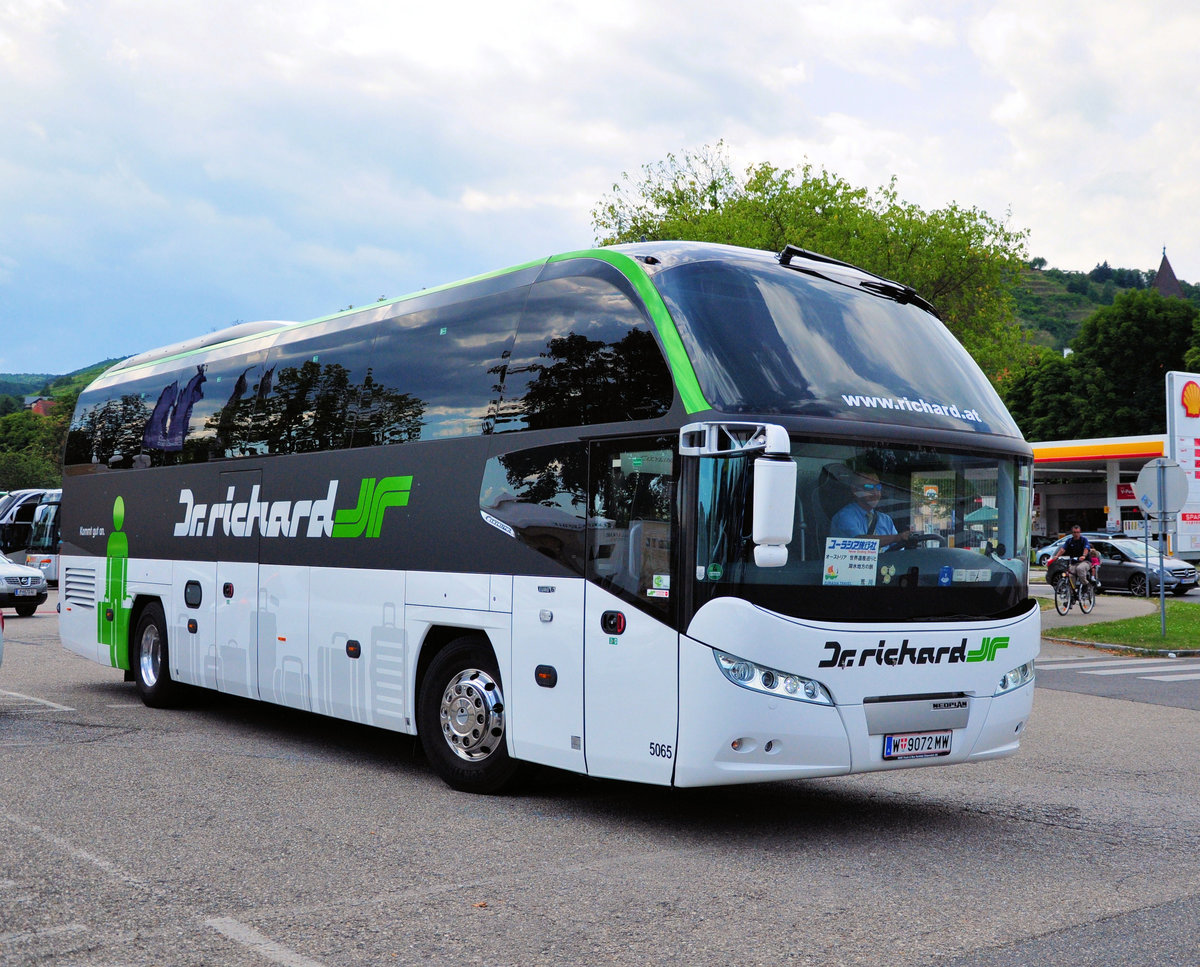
[1035,531,1127,566]
[0,551,49,616]
[1045,537,1198,596]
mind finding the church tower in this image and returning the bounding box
[1153,247,1184,298]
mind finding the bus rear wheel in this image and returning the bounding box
[417,636,521,794]
[133,602,179,709]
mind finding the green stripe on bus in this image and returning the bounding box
[548,249,710,415]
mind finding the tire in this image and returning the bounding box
[14,602,37,617]
[1054,575,1072,615]
[132,602,179,708]
[1128,573,1149,597]
[1079,582,1095,614]
[417,636,521,794]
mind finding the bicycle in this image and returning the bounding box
[1054,557,1096,615]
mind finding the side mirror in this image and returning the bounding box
[752,455,797,567]
[679,421,797,567]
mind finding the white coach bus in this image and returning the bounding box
[59,242,1037,793]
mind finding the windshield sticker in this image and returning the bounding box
[822,537,880,586]
[840,393,983,424]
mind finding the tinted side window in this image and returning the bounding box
[67,371,196,470]
[250,326,375,455]
[480,442,588,574]
[495,262,674,433]
[587,437,676,618]
[370,289,524,441]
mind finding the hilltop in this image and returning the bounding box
[1015,259,1200,351]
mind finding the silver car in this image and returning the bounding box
[1046,538,1198,596]
[0,552,49,617]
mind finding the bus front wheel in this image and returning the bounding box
[132,602,179,709]
[417,636,521,794]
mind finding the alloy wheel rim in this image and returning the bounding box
[139,624,161,688]
[438,668,505,761]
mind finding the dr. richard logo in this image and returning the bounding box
[172,476,412,539]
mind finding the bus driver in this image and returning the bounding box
[831,471,913,548]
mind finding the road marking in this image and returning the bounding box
[0,690,75,712]
[1082,664,1200,676]
[206,918,328,967]
[1140,672,1200,682]
[0,811,143,887]
[1036,658,1179,670]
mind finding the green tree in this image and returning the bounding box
[0,451,57,491]
[998,351,1071,442]
[1003,289,1200,440]
[593,143,1036,381]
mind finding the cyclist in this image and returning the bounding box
[1049,524,1094,590]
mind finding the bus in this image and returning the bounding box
[25,489,62,586]
[59,241,1037,793]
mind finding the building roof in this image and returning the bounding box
[1154,249,1184,299]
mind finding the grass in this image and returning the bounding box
[1045,599,1200,652]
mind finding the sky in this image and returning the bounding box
[2,0,1198,375]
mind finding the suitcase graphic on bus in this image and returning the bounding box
[315,631,367,723]
[258,588,280,703]
[369,602,406,727]
[274,654,310,710]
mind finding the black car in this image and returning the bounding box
[1045,538,1198,596]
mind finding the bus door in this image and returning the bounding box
[583,440,678,784]
[215,469,260,699]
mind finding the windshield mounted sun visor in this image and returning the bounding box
[649,252,1022,439]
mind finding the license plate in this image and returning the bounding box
[883,730,952,760]
[14,588,36,596]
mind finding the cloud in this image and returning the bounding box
[1,0,1199,372]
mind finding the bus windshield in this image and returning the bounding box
[653,256,1021,437]
[27,501,61,554]
[694,438,1032,623]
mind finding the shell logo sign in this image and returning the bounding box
[1183,380,1200,418]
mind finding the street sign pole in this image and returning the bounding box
[1136,458,1188,637]
[1158,465,1167,636]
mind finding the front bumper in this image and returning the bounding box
[0,589,48,608]
[675,637,1034,786]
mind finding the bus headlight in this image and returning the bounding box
[995,661,1035,696]
[714,650,833,705]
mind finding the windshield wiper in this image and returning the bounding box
[777,244,940,318]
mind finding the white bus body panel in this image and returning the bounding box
[213,561,259,699]
[676,597,1039,786]
[259,565,312,712]
[583,584,677,785]
[170,560,216,688]
[676,636,853,786]
[509,577,585,773]
[60,555,103,664]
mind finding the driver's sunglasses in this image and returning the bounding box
[858,482,882,491]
